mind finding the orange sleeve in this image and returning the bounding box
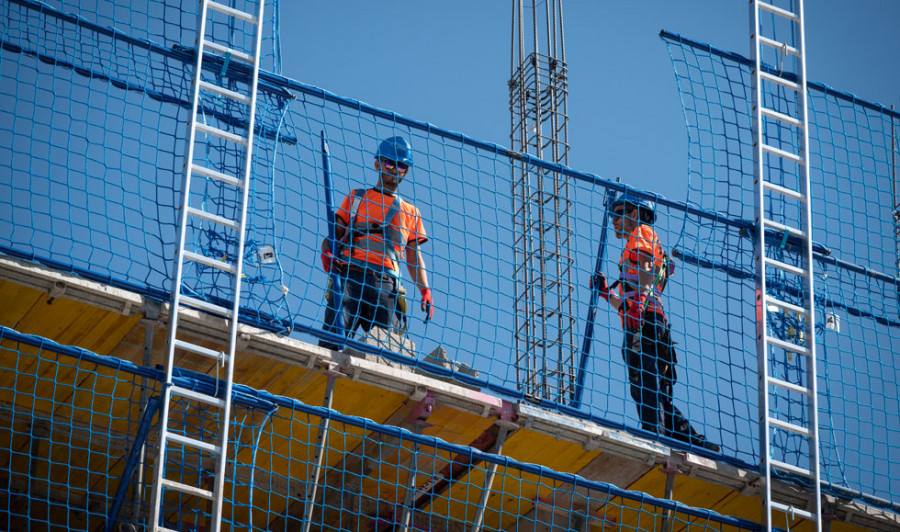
[629,226,657,260]
[405,204,428,245]
[335,193,353,226]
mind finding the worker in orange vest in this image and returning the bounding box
[594,193,719,452]
[318,136,433,350]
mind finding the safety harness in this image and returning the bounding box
[339,188,407,279]
[613,235,675,312]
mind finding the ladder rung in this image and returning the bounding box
[191,163,244,188]
[160,478,215,500]
[762,218,807,240]
[170,385,228,408]
[173,339,228,364]
[759,70,800,91]
[758,1,799,22]
[198,80,252,105]
[195,122,249,146]
[762,180,805,202]
[769,458,814,478]
[758,35,800,57]
[770,501,816,521]
[760,106,802,128]
[763,295,808,316]
[187,206,241,231]
[768,417,810,437]
[183,250,238,274]
[203,40,253,64]
[166,431,222,454]
[765,335,811,357]
[157,527,179,532]
[761,143,804,164]
[178,295,233,318]
[763,256,808,277]
[207,0,260,24]
[767,376,812,396]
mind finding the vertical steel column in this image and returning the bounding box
[509,0,575,404]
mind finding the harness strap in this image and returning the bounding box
[344,189,405,278]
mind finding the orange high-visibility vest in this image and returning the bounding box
[336,188,427,277]
[618,224,668,316]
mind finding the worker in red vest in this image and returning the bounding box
[594,194,719,452]
[318,136,433,350]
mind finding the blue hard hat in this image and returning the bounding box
[610,193,656,225]
[376,136,414,167]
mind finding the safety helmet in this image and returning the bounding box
[610,193,656,225]
[376,136,414,167]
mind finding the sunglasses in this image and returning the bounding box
[380,158,409,172]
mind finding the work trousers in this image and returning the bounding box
[319,267,401,350]
[623,310,704,445]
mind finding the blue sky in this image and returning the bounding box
[281,1,899,204]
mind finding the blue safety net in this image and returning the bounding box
[662,30,900,508]
[1,0,898,517]
[0,325,764,531]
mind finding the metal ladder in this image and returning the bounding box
[749,1,821,530]
[148,1,266,530]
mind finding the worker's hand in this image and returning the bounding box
[591,271,610,302]
[320,251,336,273]
[420,287,434,323]
[624,295,646,331]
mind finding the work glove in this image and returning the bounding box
[624,295,647,332]
[590,271,610,302]
[320,251,336,273]
[420,287,434,323]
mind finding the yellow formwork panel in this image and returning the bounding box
[0,340,41,393]
[69,309,142,356]
[425,457,496,527]
[48,357,144,437]
[108,320,154,364]
[328,375,409,423]
[14,293,103,345]
[247,362,311,398]
[501,426,598,476]
[420,404,495,446]
[0,280,42,328]
[0,415,34,473]
[494,468,578,531]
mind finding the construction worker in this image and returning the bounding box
[318,136,433,350]
[593,193,719,452]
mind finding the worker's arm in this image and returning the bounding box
[405,239,430,290]
[405,239,433,321]
[321,222,347,254]
[607,292,623,312]
[320,217,348,272]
